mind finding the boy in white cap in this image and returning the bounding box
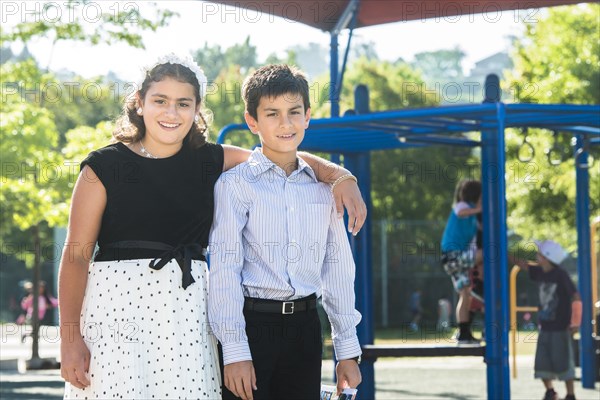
[516,240,582,400]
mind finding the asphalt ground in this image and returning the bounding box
[1,325,598,400]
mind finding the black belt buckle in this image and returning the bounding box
[282,301,294,314]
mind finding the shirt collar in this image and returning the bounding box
[247,148,318,182]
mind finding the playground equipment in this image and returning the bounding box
[592,217,600,336]
[509,265,538,378]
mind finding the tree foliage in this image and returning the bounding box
[309,57,480,221]
[1,0,173,262]
[411,47,466,84]
[204,65,257,148]
[193,36,258,82]
[504,4,599,251]
[0,100,64,235]
[1,0,176,50]
[506,4,599,104]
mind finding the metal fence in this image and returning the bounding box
[369,219,581,330]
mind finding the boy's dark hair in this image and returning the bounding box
[242,64,310,120]
[459,179,482,204]
[115,63,209,149]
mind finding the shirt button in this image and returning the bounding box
[290,207,295,212]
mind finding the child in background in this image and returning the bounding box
[516,240,581,400]
[409,289,422,332]
[440,179,482,344]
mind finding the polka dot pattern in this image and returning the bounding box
[64,259,221,399]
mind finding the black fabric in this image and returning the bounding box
[529,265,577,331]
[476,212,483,249]
[458,322,471,337]
[220,308,322,400]
[244,294,317,314]
[103,241,206,289]
[534,330,574,378]
[80,142,224,262]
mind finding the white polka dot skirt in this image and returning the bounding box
[64,259,222,399]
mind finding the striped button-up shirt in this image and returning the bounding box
[208,149,362,365]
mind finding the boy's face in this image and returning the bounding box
[244,92,310,163]
[536,252,552,269]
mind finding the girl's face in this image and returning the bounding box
[139,77,199,148]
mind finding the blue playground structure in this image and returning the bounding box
[210,1,600,398]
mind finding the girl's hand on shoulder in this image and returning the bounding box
[333,179,366,236]
[60,331,91,389]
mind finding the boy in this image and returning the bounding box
[517,240,582,400]
[208,64,362,400]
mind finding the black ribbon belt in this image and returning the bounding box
[103,241,206,290]
[244,295,317,315]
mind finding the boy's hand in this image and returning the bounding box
[224,361,257,400]
[569,326,580,335]
[508,254,529,270]
[333,179,367,236]
[336,359,362,394]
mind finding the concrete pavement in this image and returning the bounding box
[2,324,598,399]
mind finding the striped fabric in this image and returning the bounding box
[208,149,362,365]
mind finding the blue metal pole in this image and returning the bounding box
[350,84,374,400]
[481,75,511,400]
[330,33,340,118]
[574,135,596,388]
[343,153,374,400]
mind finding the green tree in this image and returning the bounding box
[193,36,258,82]
[311,57,480,223]
[411,46,466,84]
[204,65,256,148]
[282,42,326,78]
[504,3,600,250]
[1,1,176,54]
[265,50,298,67]
[1,59,121,145]
[507,4,599,104]
[1,0,174,364]
[1,79,64,362]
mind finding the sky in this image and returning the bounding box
[2,0,540,82]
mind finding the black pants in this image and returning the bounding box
[220,307,323,400]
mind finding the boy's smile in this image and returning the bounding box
[245,93,310,170]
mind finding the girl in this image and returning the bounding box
[59,54,365,399]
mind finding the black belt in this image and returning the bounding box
[244,295,317,315]
[102,241,206,290]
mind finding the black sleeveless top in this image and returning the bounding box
[81,141,224,261]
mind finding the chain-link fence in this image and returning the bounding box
[370,219,586,331]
